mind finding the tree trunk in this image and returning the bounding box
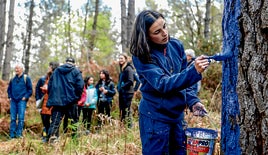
[82,0,90,64]
[2,0,15,81]
[220,0,241,154]
[88,0,99,52]
[120,0,127,53]
[204,0,211,39]
[238,0,268,154]
[23,0,34,75]
[0,0,6,73]
[126,0,135,50]
[67,0,72,55]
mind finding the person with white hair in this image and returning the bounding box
[7,62,33,139]
[185,49,201,94]
[185,49,196,63]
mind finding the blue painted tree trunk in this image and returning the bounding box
[221,0,241,154]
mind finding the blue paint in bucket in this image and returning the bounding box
[185,128,218,155]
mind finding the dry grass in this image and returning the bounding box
[0,109,221,155]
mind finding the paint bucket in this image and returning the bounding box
[185,127,218,155]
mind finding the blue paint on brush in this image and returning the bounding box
[208,51,233,61]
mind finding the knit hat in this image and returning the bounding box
[66,57,75,64]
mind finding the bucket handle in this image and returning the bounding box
[186,112,218,131]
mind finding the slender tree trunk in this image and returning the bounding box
[120,0,127,52]
[238,0,268,154]
[204,0,211,39]
[23,0,34,75]
[2,0,15,80]
[67,0,72,56]
[82,0,91,71]
[82,0,90,46]
[193,0,202,37]
[0,0,6,73]
[126,0,135,50]
[88,0,99,60]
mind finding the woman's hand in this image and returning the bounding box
[194,55,210,74]
[192,102,207,117]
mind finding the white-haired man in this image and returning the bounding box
[7,62,33,138]
[185,49,201,94]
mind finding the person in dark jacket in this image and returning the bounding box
[130,10,210,154]
[35,74,46,139]
[35,76,46,102]
[36,61,59,141]
[7,62,33,139]
[117,53,136,128]
[95,69,116,118]
[45,57,84,143]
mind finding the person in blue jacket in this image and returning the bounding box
[7,62,33,139]
[130,10,210,155]
[82,76,98,135]
[95,69,116,117]
[45,57,84,143]
[35,75,46,103]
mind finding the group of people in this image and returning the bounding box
[7,9,210,154]
[7,54,140,143]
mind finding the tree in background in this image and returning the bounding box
[167,0,223,56]
[0,0,116,80]
[0,0,7,73]
[0,0,222,81]
[88,0,100,59]
[126,0,134,49]
[120,0,135,53]
[22,0,34,75]
[204,0,211,39]
[2,0,15,81]
[120,0,127,53]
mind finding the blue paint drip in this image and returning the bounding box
[220,0,241,154]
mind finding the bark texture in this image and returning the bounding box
[238,0,268,154]
[2,0,15,80]
[0,0,6,73]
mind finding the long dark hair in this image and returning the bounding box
[97,69,112,85]
[84,75,94,89]
[130,10,165,64]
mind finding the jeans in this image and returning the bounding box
[139,113,186,155]
[10,100,27,138]
[47,104,78,140]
